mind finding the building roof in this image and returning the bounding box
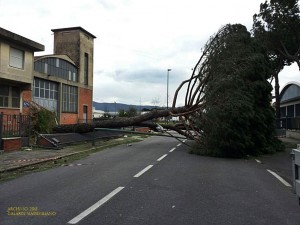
[280,81,300,104]
[34,54,77,66]
[0,27,44,51]
[51,27,96,39]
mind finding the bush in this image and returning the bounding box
[35,109,56,133]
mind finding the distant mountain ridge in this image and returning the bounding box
[93,101,161,112]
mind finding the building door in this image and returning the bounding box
[83,105,88,123]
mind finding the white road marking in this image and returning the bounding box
[255,159,262,164]
[183,139,187,143]
[157,154,168,161]
[68,187,125,224]
[134,165,153,178]
[267,169,292,187]
[169,147,176,152]
[177,143,182,147]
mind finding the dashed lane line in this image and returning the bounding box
[255,159,262,164]
[133,165,154,178]
[68,187,125,224]
[68,143,184,224]
[267,169,292,187]
[157,154,168,161]
[169,147,176,152]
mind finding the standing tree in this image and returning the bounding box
[252,0,300,120]
[127,106,138,117]
[118,109,126,117]
[151,96,160,108]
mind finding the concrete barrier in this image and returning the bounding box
[291,147,300,205]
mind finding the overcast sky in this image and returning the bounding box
[1,0,299,106]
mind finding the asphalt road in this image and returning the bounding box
[0,136,300,225]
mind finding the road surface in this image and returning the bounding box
[0,136,299,225]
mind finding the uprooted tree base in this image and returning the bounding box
[54,24,284,158]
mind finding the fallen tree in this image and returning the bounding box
[54,24,284,157]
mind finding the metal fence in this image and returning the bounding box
[0,113,31,148]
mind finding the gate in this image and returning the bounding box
[0,113,31,149]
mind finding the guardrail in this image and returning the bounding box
[291,147,300,205]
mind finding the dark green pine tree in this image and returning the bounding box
[252,0,300,120]
[194,24,283,158]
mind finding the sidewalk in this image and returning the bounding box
[0,143,95,172]
[0,130,126,173]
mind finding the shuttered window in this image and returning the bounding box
[10,47,24,69]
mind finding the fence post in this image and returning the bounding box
[28,115,31,146]
[0,112,3,150]
[19,113,23,137]
[92,128,95,147]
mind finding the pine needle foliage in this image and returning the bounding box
[192,24,284,157]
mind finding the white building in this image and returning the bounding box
[92,107,105,118]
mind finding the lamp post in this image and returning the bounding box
[167,69,171,110]
[167,69,171,124]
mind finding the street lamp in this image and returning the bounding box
[167,69,171,110]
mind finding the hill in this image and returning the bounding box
[93,101,161,112]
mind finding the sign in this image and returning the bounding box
[23,101,30,108]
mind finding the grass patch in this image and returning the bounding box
[0,135,148,183]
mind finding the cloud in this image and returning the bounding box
[111,68,175,84]
[3,0,288,107]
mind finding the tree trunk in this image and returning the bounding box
[274,72,281,122]
[53,106,190,134]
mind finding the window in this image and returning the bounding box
[62,84,78,113]
[280,107,286,117]
[10,47,24,69]
[34,57,78,81]
[44,63,48,74]
[84,53,88,85]
[296,104,300,117]
[287,105,294,117]
[0,85,20,108]
[68,71,72,81]
[33,78,58,100]
[11,87,20,108]
[0,86,9,107]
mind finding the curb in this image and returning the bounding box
[0,142,119,173]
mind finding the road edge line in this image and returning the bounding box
[267,169,292,187]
